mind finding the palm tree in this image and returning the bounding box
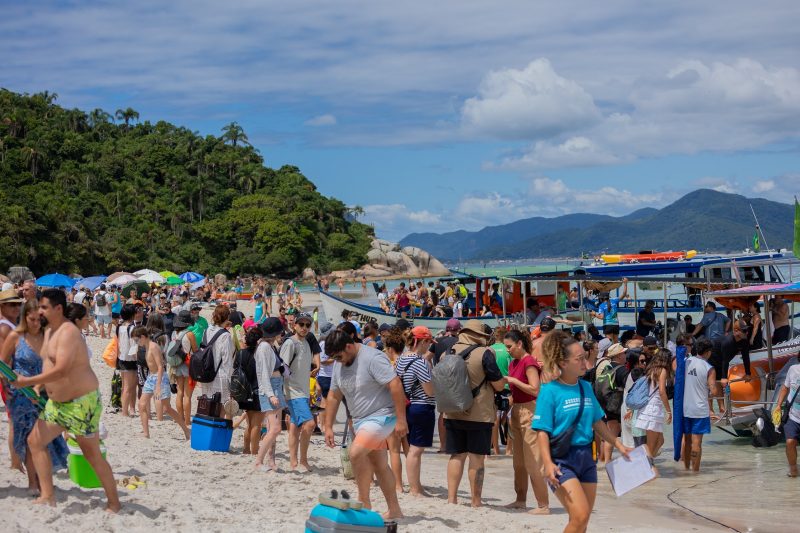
[22,145,42,178]
[115,107,140,127]
[221,122,250,147]
[88,108,112,128]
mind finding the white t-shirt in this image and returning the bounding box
[784,364,800,424]
[74,291,88,305]
[453,301,463,318]
[318,340,334,379]
[116,323,137,362]
[94,291,111,316]
[683,356,713,419]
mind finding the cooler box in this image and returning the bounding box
[191,414,233,452]
[305,503,386,533]
[67,439,107,488]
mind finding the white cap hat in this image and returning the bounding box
[597,337,612,356]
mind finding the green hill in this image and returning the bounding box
[402,189,795,260]
[0,89,372,276]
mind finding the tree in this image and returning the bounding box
[115,107,140,127]
[88,108,112,127]
[221,122,249,147]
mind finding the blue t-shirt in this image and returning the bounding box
[699,311,728,341]
[598,298,619,325]
[110,292,123,314]
[532,380,605,447]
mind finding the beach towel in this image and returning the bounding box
[672,345,687,461]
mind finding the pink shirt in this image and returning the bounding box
[508,354,542,403]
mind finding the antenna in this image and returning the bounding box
[749,203,770,252]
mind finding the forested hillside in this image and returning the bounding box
[0,89,372,276]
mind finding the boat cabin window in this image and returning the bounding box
[707,267,731,280]
[739,266,765,282]
[768,265,783,282]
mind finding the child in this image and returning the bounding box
[133,327,190,440]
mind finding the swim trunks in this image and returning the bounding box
[353,415,396,450]
[143,373,171,400]
[40,389,102,437]
[287,397,313,427]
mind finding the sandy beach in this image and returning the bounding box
[1,293,796,532]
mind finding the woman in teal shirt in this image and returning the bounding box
[532,331,631,533]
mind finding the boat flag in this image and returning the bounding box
[752,232,760,252]
[794,197,800,258]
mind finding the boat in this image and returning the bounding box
[601,250,697,264]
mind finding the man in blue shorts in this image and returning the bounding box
[682,339,716,472]
[774,355,800,477]
[281,313,316,472]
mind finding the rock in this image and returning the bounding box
[343,240,450,279]
[371,239,400,254]
[361,265,394,278]
[7,266,34,284]
[301,268,316,281]
[366,248,389,266]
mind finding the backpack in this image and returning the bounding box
[230,349,256,403]
[431,345,486,414]
[96,291,107,307]
[189,329,227,383]
[165,331,189,368]
[593,362,625,415]
[626,376,657,410]
[752,407,780,448]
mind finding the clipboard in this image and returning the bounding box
[605,445,656,496]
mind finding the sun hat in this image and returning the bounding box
[261,317,284,337]
[445,318,462,332]
[411,326,433,340]
[0,289,24,304]
[1,282,13,292]
[606,343,626,358]
[460,319,490,339]
[318,322,335,340]
[173,310,195,328]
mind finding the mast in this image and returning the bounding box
[749,203,770,252]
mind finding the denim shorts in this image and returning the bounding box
[783,419,800,440]
[259,377,287,412]
[96,314,112,325]
[142,373,171,400]
[552,445,597,489]
[287,397,313,427]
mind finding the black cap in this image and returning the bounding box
[643,336,658,346]
[539,317,557,332]
[261,317,284,337]
[378,323,393,333]
[395,318,412,331]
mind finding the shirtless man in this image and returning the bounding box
[15,289,120,511]
[133,327,190,439]
[772,297,791,345]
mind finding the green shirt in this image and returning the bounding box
[491,342,511,390]
[189,316,209,342]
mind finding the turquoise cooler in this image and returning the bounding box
[191,415,233,452]
[305,503,386,532]
[67,439,107,488]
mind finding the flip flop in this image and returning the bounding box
[319,490,350,510]
[340,489,363,510]
[130,476,146,487]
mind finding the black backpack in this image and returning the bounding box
[96,291,107,307]
[752,407,780,448]
[189,329,227,383]
[230,348,256,403]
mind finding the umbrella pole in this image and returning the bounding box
[765,296,774,377]
[663,284,668,347]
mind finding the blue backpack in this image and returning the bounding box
[626,376,657,410]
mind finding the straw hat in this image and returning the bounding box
[0,289,24,304]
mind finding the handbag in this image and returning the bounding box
[102,336,119,368]
[549,381,586,460]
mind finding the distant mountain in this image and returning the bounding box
[400,189,795,261]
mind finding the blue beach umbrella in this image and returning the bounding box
[179,271,204,283]
[37,273,76,288]
[75,275,107,291]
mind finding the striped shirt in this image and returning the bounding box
[396,353,435,406]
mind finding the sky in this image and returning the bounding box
[2,1,800,241]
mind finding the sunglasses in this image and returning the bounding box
[638,358,647,364]
[296,322,311,328]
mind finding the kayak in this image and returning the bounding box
[602,250,697,264]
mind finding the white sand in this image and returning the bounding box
[0,294,794,531]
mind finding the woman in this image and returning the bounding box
[634,348,673,461]
[66,303,93,359]
[503,329,549,514]
[264,282,273,315]
[238,326,264,454]
[622,350,649,448]
[200,305,235,417]
[361,322,378,348]
[253,294,266,324]
[382,327,409,493]
[254,317,288,472]
[116,304,139,417]
[581,340,598,375]
[170,310,197,426]
[396,326,436,497]
[533,331,631,533]
[747,302,763,350]
[0,299,68,492]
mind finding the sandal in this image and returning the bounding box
[340,489,363,510]
[319,490,350,510]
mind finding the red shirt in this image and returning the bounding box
[508,354,542,403]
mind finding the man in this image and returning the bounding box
[531,317,556,362]
[158,302,176,338]
[228,302,245,327]
[429,318,462,452]
[682,339,716,472]
[636,300,657,337]
[442,320,506,507]
[281,312,316,471]
[16,289,120,511]
[525,298,552,326]
[772,297,791,345]
[594,342,628,462]
[773,353,800,477]
[709,320,753,412]
[188,303,208,342]
[94,284,112,338]
[592,279,629,334]
[323,329,407,519]
[21,279,38,302]
[692,301,730,341]
[683,315,695,336]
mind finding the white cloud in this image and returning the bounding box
[693,177,740,195]
[305,114,337,127]
[528,178,666,214]
[752,179,775,193]
[361,204,445,239]
[460,59,600,140]
[493,136,623,171]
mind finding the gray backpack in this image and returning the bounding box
[432,345,486,414]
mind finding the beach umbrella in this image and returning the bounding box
[121,280,150,298]
[180,271,204,283]
[76,275,107,291]
[137,271,166,284]
[165,275,183,286]
[159,270,178,279]
[37,273,76,288]
[108,274,138,286]
[107,271,133,283]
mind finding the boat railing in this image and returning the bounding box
[618,298,697,310]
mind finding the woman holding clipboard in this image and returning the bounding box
[532,331,631,533]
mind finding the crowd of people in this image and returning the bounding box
[1,274,799,532]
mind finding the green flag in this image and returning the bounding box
[794,197,800,258]
[752,232,760,252]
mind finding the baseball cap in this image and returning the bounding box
[296,312,313,324]
[643,336,658,347]
[319,322,335,339]
[445,318,462,332]
[597,337,612,355]
[395,318,412,331]
[411,326,433,340]
[378,323,393,333]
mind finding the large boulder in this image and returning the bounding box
[360,265,394,278]
[371,239,400,254]
[366,248,390,266]
[338,239,450,279]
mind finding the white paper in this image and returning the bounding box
[605,445,656,497]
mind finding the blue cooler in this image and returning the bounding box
[191,414,233,452]
[305,503,386,532]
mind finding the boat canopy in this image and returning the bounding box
[705,281,800,310]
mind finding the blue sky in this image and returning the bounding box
[2,1,799,241]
